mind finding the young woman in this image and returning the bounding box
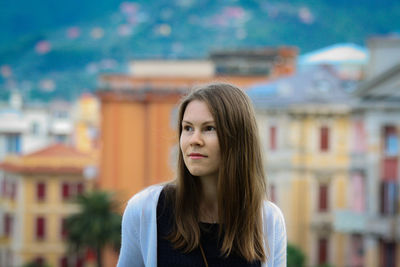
[117,83,286,266]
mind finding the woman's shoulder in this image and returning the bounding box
[262,201,287,265]
[262,200,285,226]
[126,184,165,207]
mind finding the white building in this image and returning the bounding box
[0,91,74,161]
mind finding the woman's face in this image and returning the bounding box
[180,100,221,180]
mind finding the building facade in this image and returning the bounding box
[249,36,400,267]
[334,38,400,267]
[0,144,96,267]
[248,65,353,266]
[0,92,75,162]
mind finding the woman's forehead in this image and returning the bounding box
[182,100,214,122]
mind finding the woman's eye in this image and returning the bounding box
[205,126,216,131]
[183,125,193,131]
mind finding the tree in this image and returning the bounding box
[65,190,122,267]
[287,243,306,267]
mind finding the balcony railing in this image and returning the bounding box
[334,210,397,240]
[349,152,367,170]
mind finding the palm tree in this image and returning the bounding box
[65,190,122,267]
[287,243,306,267]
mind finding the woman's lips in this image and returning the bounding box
[189,153,207,159]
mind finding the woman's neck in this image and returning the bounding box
[199,175,219,223]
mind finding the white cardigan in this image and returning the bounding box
[117,185,287,267]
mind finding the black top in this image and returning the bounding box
[156,187,261,267]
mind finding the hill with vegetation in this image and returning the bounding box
[0,0,399,101]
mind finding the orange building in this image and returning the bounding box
[97,87,182,203]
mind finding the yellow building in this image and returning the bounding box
[248,65,352,266]
[0,143,96,267]
[72,93,100,154]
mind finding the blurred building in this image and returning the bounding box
[0,143,97,267]
[48,100,74,145]
[249,36,400,267]
[248,64,353,267]
[334,36,400,267]
[210,46,297,77]
[298,43,368,81]
[0,92,74,161]
[365,36,400,79]
[71,93,100,154]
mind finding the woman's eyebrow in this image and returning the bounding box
[182,120,215,125]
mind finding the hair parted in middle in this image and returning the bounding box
[165,82,268,262]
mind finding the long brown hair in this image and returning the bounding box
[166,82,268,262]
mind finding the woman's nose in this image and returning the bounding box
[189,130,204,146]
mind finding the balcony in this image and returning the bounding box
[349,152,367,170]
[334,210,397,240]
[311,213,333,233]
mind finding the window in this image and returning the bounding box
[318,237,329,265]
[380,240,396,267]
[10,182,16,200]
[55,134,68,143]
[353,120,366,153]
[350,235,364,267]
[380,181,398,215]
[384,126,398,157]
[4,214,12,237]
[351,173,365,213]
[1,178,6,197]
[62,183,70,200]
[34,257,45,266]
[36,217,46,240]
[1,178,17,200]
[62,182,85,201]
[59,257,68,267]
[382,158,398,181]
[61,218,67,239]
[54,110,68,119]
[5,133,21,154]
[318,184,329,212]
[31,122,40,135]
[320,126,329,152]
[76,256,84,267]
[37,182,46,201]
[269,126,277,151]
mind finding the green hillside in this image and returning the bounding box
[0,0,399,101]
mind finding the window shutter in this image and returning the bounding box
[11,182,16,200]
[320,126,329,151]
[37,182,46,201]
[36,217,45,240]
[318,237,328,265]
[61,218,67,239]
[4,214,11,237]
[318,184,328,212]
[60,257,68,267]
[62,183,70,200]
